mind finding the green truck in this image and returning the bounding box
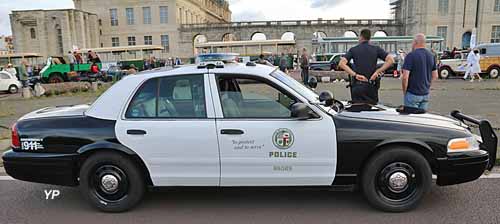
[40,56,101,83]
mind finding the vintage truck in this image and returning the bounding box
[40,57,102,83]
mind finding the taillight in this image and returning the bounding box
[11,123,20,148]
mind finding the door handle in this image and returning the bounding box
[127,129,147,135]
[220,129,244,135]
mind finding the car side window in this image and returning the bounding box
[158,75,206,118]
[0,73,10,79]
[126,78,158,118]
[217,76,297,118]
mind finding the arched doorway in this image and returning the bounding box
[313,31,327,39]
[343,31,357,37]
[251,32,267,41]
[222,33,237,42]
[373,30,388,37]
[462,32,472,49]
[281,32,296,41]
[193,34,208,54]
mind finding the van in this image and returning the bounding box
[477,43,500,79]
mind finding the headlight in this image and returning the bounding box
[447,136,480,153]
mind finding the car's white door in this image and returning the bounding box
[115,74,220,186]
[0,72,10,91]
[209,73,336,186]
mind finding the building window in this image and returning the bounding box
[98,19,102,26]
[126,8,135,25]
[30,28,36,39]
[438,0,448,15]
[110,8,118,26]
[112,37,120,47]
[495,0,500,12]
[437,26,448,46]
[492,26,500,43]
[143,7,152,24]
[161,35,169,52]
[128,36,136,46]
[160,6,168,24]
[144,36,153,45]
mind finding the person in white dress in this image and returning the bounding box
[469,49,483,82]
[463,49,473,80]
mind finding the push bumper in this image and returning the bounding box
[2,150,79,186]
[436,150,489,186]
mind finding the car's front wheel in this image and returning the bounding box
[8,84,18,94]
[488,67,499,79]
[439,67,452,79]
[361,147,432,212]
[79,152,146,212]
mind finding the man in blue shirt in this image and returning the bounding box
[402,34,438,110]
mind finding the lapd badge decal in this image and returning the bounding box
[272,128,294,149]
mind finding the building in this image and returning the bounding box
[73,0,231,58]
[10,0,231,59]
[392,0,500,49]
[10,9,100,57]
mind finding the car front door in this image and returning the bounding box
[0,72,10,91]
[210,73,337,186]
[115,74,220,186]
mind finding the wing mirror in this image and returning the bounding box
[308,76,318,89]
[291,103,316,120]
[319,91,335,107]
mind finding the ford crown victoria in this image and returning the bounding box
[2,61,497,213]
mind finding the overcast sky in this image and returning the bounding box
[0,0,392,36]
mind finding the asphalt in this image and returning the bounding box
[0,179,499,224]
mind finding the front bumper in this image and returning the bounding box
[436,150,489,186]
[2,150,79,186]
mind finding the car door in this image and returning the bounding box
[0,72,10,91]
[115,73,220,186]
[210,73,337,186]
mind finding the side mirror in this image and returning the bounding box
[319,91,335,107]
[291,103,314,120]
[308,76,318,89]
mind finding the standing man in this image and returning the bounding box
[18,60,29,88]
[279,53,288,73]
[300,48,310,85]
[67,51,76,71]
[339,29,394,104]
[401,33,438,110]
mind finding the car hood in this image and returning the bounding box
[19,104,90,120]
[339,106,467,131]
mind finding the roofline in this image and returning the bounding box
[10,8,96,15]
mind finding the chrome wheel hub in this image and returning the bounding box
[101,174,119,193]
[388,172,408,192]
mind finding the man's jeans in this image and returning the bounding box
[301,68,309,85]
[404,92,430,110]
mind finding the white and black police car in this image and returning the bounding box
[2,56,497,213]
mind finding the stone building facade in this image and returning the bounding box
[73,0,231,58]
[392,0,500,49]
[10,9,100,57]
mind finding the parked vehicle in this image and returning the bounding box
[438,51,468,79]
[40,57,102,83]
[310,53,344,71]
[3,61,496,213]
[439,44,500,79]
[0,71,22,94]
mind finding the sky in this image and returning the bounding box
[0,0,392,36]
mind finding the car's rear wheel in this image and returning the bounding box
[361,147,432,212]
[488,67,499,79]
[439,67,452,79]
[48,74,64,83]
[8,85,18,94]
[79,152,145,212]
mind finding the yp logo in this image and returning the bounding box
[44,189,61,200]
[272,128,294,149]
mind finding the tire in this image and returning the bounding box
[48,74,64,83]
[489,67,499,79]
[8,85,18,94]
[361,147,432,212]
[439,67,452,79]
[79,151,146,212]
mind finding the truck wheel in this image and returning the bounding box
[48,74,64,83]
[361,147,432,212]
[79,152,146,212]
[439,67,451,79]
[489,67,499,79]
[8,85,18,94]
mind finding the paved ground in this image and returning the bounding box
[0,178,499,224]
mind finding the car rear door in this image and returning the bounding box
[209,73,337,186]
[115,73,220,186]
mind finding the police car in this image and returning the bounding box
[2,59,497,213]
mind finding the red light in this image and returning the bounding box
[11,123,20,148]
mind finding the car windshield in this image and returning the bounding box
[270,70,319,103]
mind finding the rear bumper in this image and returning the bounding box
[436,150,489,186]
[2,150,79,186]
